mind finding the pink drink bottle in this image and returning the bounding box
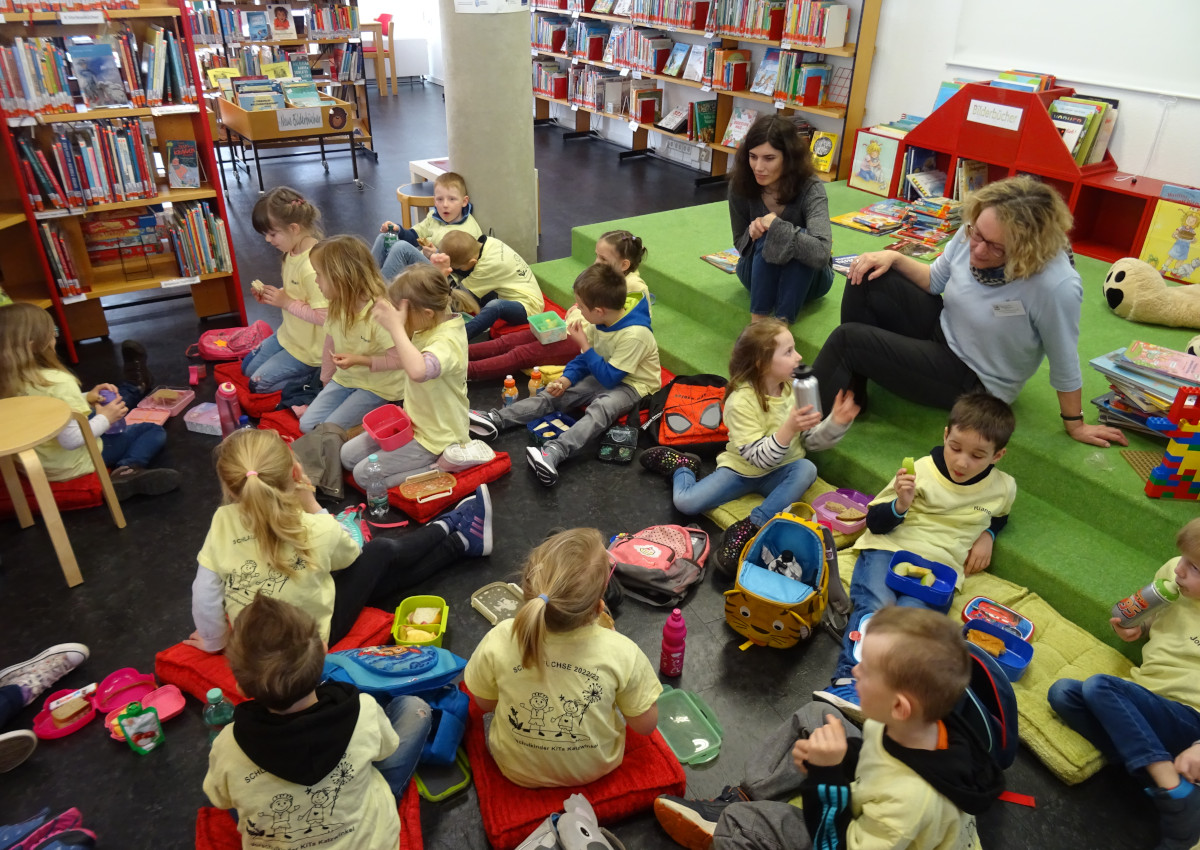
[215,382,242,438]
[660,608,687,677]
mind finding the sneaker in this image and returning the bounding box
[437,484,493,557]
[110,465,181,500]
[439,440,496,472]
[120,339,154,394]
[1150,783,1200,850]
[0,643,89,706]
[467,409,501,441]
[526,445,560,487]
[0,731,36,773]
[813,679,864,726]
[639,447,701,478]
[715,517,759,579]
[654,792,738,850]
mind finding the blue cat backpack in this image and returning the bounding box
[723,508,831,649]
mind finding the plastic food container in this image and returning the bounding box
[529,311,567,344]
[527,413,575,445]
[33,688,96,740]
[656,686,723,765]
[184,402,222,436]
[470,582,524,624]
[961,596,1034,641]
[125,407,170,426]
[105,685,185,741]
[884,551,957,613]
[393,595,449,647]
[363,404,414,451]
[811,489,873,535]
[138,386,195,417]
[963,618,1034,681]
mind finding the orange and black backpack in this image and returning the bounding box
[639,374,729,453]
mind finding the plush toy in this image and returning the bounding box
[1103,257,1200,329]
[1188,335,1200,357]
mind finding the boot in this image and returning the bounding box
[121,340,154,395]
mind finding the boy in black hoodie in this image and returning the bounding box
[203,596,431,850]
[655,606,1002,850]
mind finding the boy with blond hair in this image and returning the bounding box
[655,606,1003,850]
[372,171,482,280]
[203,596,431,849]
[438,229,544,340]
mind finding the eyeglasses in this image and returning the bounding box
[965,223,1006,256]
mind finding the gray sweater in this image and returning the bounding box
[729,176,833,269]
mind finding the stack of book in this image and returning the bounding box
[773,58,829,106]
[1090,341,1200,439]
[829,200,907,235]
[82,210,164,266]
[569,20,610,61]
[1048,94,1119,166]
[868,114,924,139]
[232,77,285,110]
[990,69,1056,92]
[896,196,961,247]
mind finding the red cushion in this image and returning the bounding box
[213,362,283,418]
[345,452,512,524]
[0,472,102,519]
[488,296,557,339]
[462,684,685,850]
[258,409,303,442]
[157,607,394,706]
[196,781,422,849]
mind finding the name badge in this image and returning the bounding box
[992,300,1026,318]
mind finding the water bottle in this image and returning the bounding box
[1112,578,1180,628]
[502,375,519,407]
[768,549,802,581]
[203,688,234,742]
[792,364,821,417]
[383,228,399,253]
[215,382,242,438]
[97,389,126,434]
[236,414,254,431]
[529,366,544,397]
[660,608,687,677]
[363,454,389,518]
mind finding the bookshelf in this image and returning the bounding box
[893,82,1164,264]
[0,0,246,362]
[529,0,879,183]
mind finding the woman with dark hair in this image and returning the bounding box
[728,115,834,324]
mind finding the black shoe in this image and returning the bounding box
[1150,783,1200,850]
[121,340,154,394]
[110,466,180,500]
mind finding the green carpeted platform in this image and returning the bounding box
[530,184,1198,657]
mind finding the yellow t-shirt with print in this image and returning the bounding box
[563,270,651,326]
[403,314,469,455]
[326,302,407,401]
[716,384,806,479]
[463,619,662,788]
[204,692,401,850]
[197,505,360,642]
[413,211,482,247]
[274,248,327,367]
[583,292,660,398]
[1130,558,1200,711]
[460,238,544,317]
[22,369,98,481]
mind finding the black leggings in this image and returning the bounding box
[328,525,464,645]
[811,269,985,412]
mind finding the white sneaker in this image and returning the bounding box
[0,730,36,772]
[0,643,89,706]
[439,440,496,472]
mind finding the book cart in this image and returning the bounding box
[890,82,1167,263]
[0,0,245,362]
[530,0,879,184]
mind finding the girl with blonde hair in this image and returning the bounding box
[187,428,494,652]
[464,528,661,788]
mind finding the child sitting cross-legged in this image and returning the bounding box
[371,171,482,281]
[814,391,1016,720]
[438,230,544,341]
[203,595,431,849]
[654,606,1004,850]
[467,263,659,487]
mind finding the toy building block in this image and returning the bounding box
[1146,387,1200,500]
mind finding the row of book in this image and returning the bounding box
[1091,341,1200,439]
[703,0,783,40]
[1048,94,1119,167]
[780,0,849,49]
[0,0,136,11]
[218,4,358,42]
[39,221,83,298]
[898,196,961,247]
[752,49,830,104]
[171,200,232,276]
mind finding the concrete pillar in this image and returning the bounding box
[438,0,538,261]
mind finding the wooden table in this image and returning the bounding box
[409,157,542,234]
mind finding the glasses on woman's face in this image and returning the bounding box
[965,223,1006,257]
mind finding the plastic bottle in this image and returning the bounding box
[97,389,126,434]
[363,454,389,518]
[236,414,254,431]
[792,364,821,417]
[529,366,544,397]
[660,608,687,677]
[203,688,234,742]
[1112,578,1180,628]
[215,382,242,438]
[768,550,802,581]
[502,375,519,407]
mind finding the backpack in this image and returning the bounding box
[186,320,274,361]
[724,509,831,649]
[334,503,410,547]
[638,374,729,452]
[958,642,1020,770]
[606,524,710,607]
[8,809,96,850]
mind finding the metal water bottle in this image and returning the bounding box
[660,608,687,677]
[792,364,821,416]
[1112,578,1179,628]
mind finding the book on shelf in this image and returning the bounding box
[783,0,849,48]
[238,92,286,111]
[883,238,943,261]
[720,106,758,148]
[611,0,633,15]
[751,47,781,96]
[681,44,707,83]
[245,10,272,41]
[267,5,298,40]
[38,221,83,298]
[954,159,988,200]
[906,169,947,200]
[632,86,662,123]
[655,104,689,133]
[829,211,903,236]
[711,48,748,91]
[1138,199,1200,285]
[700,247,739,274]
[71,42,131,109]
[809,130,836,173]
[17,118,158,210]
[932,79,970,112]
[164,139,200,189]
[847,130,899,197]
[792,62,829,106]
[1048,109,1086,159]
[262,61,292,79]
[831,254,856,276]
[689,99,718,143]
[207,67,239,88]
[996,69,1056,91]
[1162,184,1200,206]
[661,42,689,77]
[868,114,924,139]
[289,55,314,81]
[591,0,615,12]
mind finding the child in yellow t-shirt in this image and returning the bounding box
[1050,518,1200,850]
[372,171,482,281]
[464,528,661,788]
[244,186,327,394]
[438,230,543,341]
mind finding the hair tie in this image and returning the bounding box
[537,593,548,604]
[291,199,304,206]
[245,470,259,478]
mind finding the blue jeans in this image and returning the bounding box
[736,241,834,323]
[671,460,817,528]
[241,334,320,394]
[101,422,166,468]
[376,694,432,796]
[464,297,529,341]
[371,233,429,282]
[1048,675,1200,779]
[832,548,932,682]
[298,381,389,434]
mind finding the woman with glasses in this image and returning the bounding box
[810,175,1127,448]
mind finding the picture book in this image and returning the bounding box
[282,81,321,107]
[901,145,941,201]
[245,11,272,41]
[591,0,615,12]
[809,131,837,173]
[164,139,200,188]
[656,105,689,133]
[237,92,286,111]
[832,255,857,276]
[751,48,781,96]
[720,106,758,148]
[267,5,297,40]
[1139,199,1200,284]
[72,43,130,108]
[662,42,689,77]
[955,158,988,200]
[681,45,707,83]
[1049,110,1087,158]
[861,198,910,220]
[689,99,718,143]
[1122,341,1200,386]
[261,62,292,79]
[883,238,943,261]
[847,130,899,197]
[830,212,903,236]
[906,169,948,200]
[206,67,239,88]
[700,248,739,274]
[288,56,314,81]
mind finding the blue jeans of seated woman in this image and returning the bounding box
[299,381,390,433]
[671,459,817,529]
[464,297,529,341]
[831,548,932,682]
[101,422,165,469]
[241,334,320,394]
[377,694,433,795]
[371,233,430,282]
[736,240,833,323]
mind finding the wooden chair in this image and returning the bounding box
[0,395,125,587]
[396,181,436,230]
[363,13,397,97]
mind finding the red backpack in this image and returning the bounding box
[186,320,274,360]
[639,374,729,453]
[607,524,710,607]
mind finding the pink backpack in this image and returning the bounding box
[186,320,274,360]
[607,524,710,607]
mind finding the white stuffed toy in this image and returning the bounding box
[1102,257,1200,329]
[1188,335,1200,357]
